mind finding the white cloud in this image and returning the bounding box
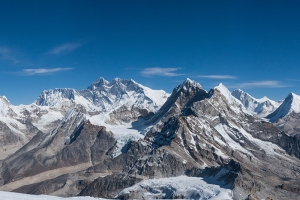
[23,68,73,75]
[233,80,289,88]
[140,67,183,77]
[46,43,82,55]
[198,75,236,79]
[0,47,20,63]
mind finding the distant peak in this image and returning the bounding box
[182,78,202,88]
[214,83,237,103]
[286,92,300,101]
[0,96,10,104]
[129,79,138,85]
[98,77,107,82]
[234,88,244,93]
[259,96,269,101]
[185,78,192,82]
[0,96,8,100]
[286,92,297,100]
[113,77,122,82]
[214,83,229,92]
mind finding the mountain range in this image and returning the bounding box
[0,77,299,200]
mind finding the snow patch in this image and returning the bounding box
[116,175,233,199]
[0,191,104,200]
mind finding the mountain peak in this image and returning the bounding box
[88,77,109,90]
[0,96,10,103]
[285,92,300,104]
[288,92,297,98]
[179,78,202,90]
[267,92,300,122]
[214,83,236,103]
[112,77,122,82]
[215,83,227,91]
[232,89,280,116]
[0,96,11,109]
[289,92,300,111]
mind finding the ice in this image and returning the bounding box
[116,175,233,199]
[105,121,147,158]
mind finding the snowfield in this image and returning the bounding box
[0,191,105,200]
[116,175,233,199]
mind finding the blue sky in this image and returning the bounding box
[1,0,300,104]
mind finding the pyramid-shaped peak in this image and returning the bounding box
[267,92,300,121]
[214,83,242,105]
[0,96,10,105]
[287,92,300,109]
[182,78,202,88]
[285,92,300,103]
[258,96,269,102]
[214,83,230,94]
[185,78,193,82]
[288,92,298,98]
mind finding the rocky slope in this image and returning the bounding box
[79,80,300,199]
[0,96,52,160]
[0,79,299,200]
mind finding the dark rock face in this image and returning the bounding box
[107,105,153,124]
[146,79,207,125]
[79,174,141,199]
[1,79,300,200]
[0,121,20,146]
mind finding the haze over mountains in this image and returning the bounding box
[0,77,299,200]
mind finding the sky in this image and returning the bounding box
[1,0,300,105]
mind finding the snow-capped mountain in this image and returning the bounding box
[0,96,45,159]
[143,80,300,199]
[0,78,299,200]
[267,92,300,122]
[266,92,300,136]
[232,89,281,117]
[35,77,169,124]
[35,77,168,112]
[0,77,169,160]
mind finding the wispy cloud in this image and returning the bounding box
[46,43,82,55]
[231,80,290,88]
[22,68,73,75]
[0,47,20,64]
[287,78,300,82]
[140,67,183,77]
[198,75,237,79]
